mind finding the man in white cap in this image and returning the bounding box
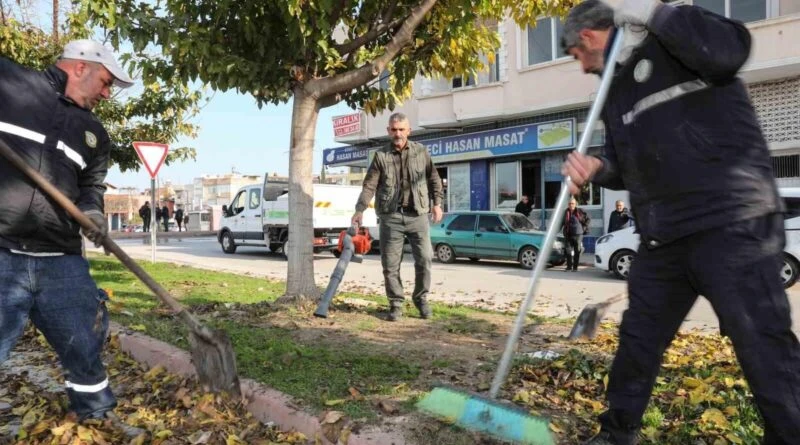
[0,40,140,435]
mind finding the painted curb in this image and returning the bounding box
[110,323,409,445]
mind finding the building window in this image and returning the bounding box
[524,17,566,67]
[683,0,769,22]
[773,154,800,178]
[495,161,519,208]
[452,52,500,89]
[576,182,602,207]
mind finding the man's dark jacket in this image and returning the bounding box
[592,5,783,249]
[515,201,532,217]
[608,209,631,233]
[0,58,109,254]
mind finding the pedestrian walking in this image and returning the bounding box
[174,206,184,232]
[352,113,444,321]
[138,201,151,232]
[161,203,169,232]
[560,1,800,443]
[0,40,136,428]
[562,197,590,271]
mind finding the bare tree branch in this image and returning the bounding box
[334,15,405,57]
[310,0,437,99]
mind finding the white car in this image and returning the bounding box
[594,188,800,288]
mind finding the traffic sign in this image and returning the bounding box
[132,142,169,178]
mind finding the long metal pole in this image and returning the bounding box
[489,28,626,398]
[151,177,156,263]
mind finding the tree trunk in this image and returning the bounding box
[52,0,59,40]
[279,86,322,302]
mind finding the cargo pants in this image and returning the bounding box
[600,214,800,444]
[379,210,433,310]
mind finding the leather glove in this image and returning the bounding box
[600,0,661,26]
[82,210,108,248]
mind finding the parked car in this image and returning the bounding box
[594,187,800,288]
[430,211,566,269]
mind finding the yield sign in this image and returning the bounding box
[132,141,169,178]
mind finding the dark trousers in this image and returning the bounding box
[601,214,800,444]
[379,211,433,308]
[0,249,115,419]
[565,234,583,270]
[142,217,150,232]
[163,218,169,232]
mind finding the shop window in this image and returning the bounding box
[448,163,472,211]
[524,17,566,67]
[772,154,800,178]
[685,0,769,22]
[576,182,602,207]
[495,162,519,208]
[447,214,477,231]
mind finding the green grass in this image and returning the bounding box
[89,255,504,419]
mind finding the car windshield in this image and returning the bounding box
[502,213,537,231]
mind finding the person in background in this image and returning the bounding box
[607,200,631,233]
[174,206,185,232]
[0,39,140,432]
[138,201,151,232]
[562,197,590,272]
[515,194,533,217]
[161,203,170,232]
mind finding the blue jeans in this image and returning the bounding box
[0,249,116,419]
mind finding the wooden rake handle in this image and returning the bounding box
[0,138,187,315]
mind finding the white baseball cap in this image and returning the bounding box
[61,39,135,88]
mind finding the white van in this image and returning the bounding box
[594,187,800,288]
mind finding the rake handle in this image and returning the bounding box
[488,28,627,399]
[0,138,187,316]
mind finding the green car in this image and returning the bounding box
[430,211,566,269]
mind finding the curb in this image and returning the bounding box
[110,323,409,445]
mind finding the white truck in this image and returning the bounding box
[217,177,377,256]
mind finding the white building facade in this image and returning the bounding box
[324,1,800,251]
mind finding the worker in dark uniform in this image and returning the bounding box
[560,1,800,443]
[0,40,138,432]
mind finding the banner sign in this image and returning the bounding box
[332,113,362,137]
[323,118,576,166]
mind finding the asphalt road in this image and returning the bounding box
[91,236,800,335]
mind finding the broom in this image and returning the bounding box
[416,28,627,444]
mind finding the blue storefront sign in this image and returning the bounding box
[323,118,576,166]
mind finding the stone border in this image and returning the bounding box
[110,323,409,445]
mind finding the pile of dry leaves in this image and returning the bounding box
[0,327,308,445]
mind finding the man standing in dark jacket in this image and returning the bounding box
[138,201,151,232]
[563,198,589,271]
[175,206,185,232]
[161,203,170,232]
[607,200,630,233]
[0,40,137,430]
[561,1,800,444]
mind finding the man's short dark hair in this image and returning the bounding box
[561,0,615,53]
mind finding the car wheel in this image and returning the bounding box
[436,244,455,263]
[781,254,799,288]
[221,231,237,254]
[610,249,635,280]
[518,246,538,269]
[469,257,479,262]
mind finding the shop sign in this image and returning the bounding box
[323,118,575,166]
[332,113,362,137]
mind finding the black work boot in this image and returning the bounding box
[583,431,617,445]
[387,303,403,322]
[415,301,432,319]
